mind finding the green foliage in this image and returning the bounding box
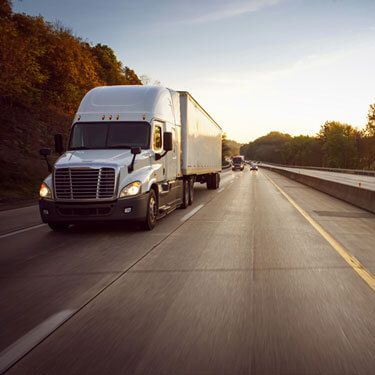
[366,104,375,137]
[222,134,241,163]
[283,135,322,166]
[318,121,359,168]
[241,116,374,170]
[241,131,291,163]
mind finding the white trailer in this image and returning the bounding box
[179,92,222,177]
[38,86,222,231]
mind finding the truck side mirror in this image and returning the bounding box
[54,134,64,154]
[128,147,142,173]
[131,147,142,155]
[163,132,173,152]
[39,148,51,157]
[39,148,52,172]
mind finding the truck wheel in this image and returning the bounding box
[180,179,189,209]
[141,190,157,230]
[48,222,70,232]
[188,178,194,205]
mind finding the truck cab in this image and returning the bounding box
[232,155,245,171]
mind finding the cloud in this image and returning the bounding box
[179,0,282,24]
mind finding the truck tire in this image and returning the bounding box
[188,178,194,205]
[48,222,70,231]
[180,179,189,209]
[141,190,157,230]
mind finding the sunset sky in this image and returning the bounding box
[15,0,375,142]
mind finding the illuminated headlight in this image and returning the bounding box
[120,181,142,197]
[39,183,52,199]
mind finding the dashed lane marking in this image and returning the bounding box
[0,310,75,374]
[180,204,204,222]
[0,224,46,240]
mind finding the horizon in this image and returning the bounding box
[14,0,375,143]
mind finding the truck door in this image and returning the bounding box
[164,124,178,202]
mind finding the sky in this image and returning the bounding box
[14,0,375,143]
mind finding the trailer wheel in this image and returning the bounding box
[48,222,70,232]
[141,190,157,230]
[180,179,189,209]
[188,178,194,205]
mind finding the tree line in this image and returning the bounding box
[0,0,142,200]
[0,0,141,112]
[240,107,375,170]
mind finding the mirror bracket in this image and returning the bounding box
[128,147,142,173]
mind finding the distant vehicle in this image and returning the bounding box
[232,155,245,171]
[38,86,222,231]
[250,163,258,171]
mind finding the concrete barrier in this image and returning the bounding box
[261,166,375,214]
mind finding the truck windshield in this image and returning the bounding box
[69,122,150,150]
[233,157,243,164]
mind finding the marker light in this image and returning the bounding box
[120,181,142,197]
[39,183,52,198]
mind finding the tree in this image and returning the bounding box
[241,132,291,163]
[318,121,359,168]
[283,135,322,166]
[365,103,375,137]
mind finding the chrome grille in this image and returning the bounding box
[54,168,115,200]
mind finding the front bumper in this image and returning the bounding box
[39,194,149,223]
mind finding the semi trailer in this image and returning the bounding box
[38,86,222,231]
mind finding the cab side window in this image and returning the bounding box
[153,125,162,151]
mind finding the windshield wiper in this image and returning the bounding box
[69,147,92,150]
[107,145,133,149]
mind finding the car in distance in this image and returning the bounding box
[250,163,258,171]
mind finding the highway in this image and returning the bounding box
[260,164,375,191]
[1,168,375,374]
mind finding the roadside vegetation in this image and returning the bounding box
[0,0,141,201]
[241,109,375,170]
[222,134,241,165]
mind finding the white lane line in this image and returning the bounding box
[180,204,204,222]
[217,187,225,193]
[0,310,75,373]
[0,224,46,240]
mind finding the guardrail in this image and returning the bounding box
[259,162,375,177]
[260,165,375,214]
[222,163,232,170]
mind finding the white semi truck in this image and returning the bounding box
[39,86,222,230]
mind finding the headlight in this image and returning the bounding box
[39,183,52,198]
[120,181,142,197]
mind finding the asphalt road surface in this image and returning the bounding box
[1,168,375,374]
[260,164,375,191]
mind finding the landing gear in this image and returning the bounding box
[188,177,194,205]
